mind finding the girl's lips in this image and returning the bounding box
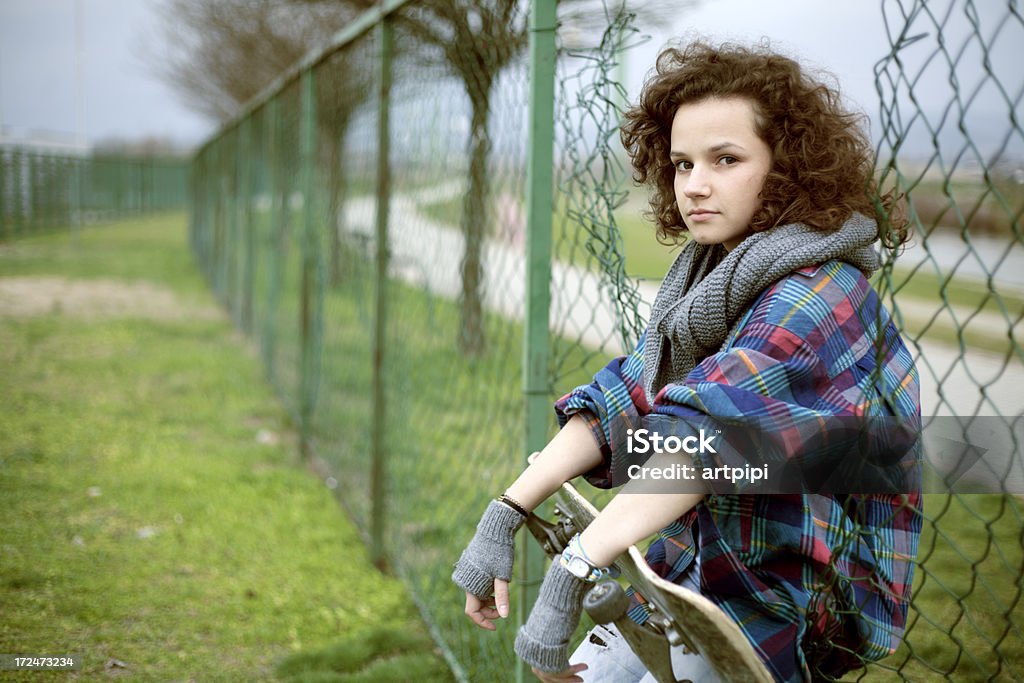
[687,210,718,223]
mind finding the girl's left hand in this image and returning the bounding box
[462,577,510,631]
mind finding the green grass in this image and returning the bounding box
[851,495,1024,682]
[298,231,604,681]
[0,214,453,682]
[0,213,208,296]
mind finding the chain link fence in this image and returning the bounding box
[867,1,1023,679]
[0,147,189,240]
[189,0,1022,680]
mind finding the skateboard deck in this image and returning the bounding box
[526,481,774,683]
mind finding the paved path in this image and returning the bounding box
[341,190,1024,419]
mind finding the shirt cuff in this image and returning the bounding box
[554,394,614,488]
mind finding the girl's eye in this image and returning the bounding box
[718,155,738,166]
[674,160,692,172]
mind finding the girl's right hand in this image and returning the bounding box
[463,577,510,630]
[452,500,524,622]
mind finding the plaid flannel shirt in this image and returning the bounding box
[555,259,922,682]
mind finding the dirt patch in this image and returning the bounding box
[0,276,223,322]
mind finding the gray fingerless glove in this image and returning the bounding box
[514,560,589,673]
[452,500,525,598]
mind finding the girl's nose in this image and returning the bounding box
[682,167,710,198]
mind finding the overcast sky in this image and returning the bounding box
[0,0,1019,161]
[632,0,886,114]
[0,0,212,149]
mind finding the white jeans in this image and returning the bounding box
[568,623,722,683]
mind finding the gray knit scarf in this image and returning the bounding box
[642,213,881,405]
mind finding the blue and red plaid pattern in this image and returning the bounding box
[555,260,922,682]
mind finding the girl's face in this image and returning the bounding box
[670,96,773,251]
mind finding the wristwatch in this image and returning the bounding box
[560,549,606,582]
[559,535,618,582]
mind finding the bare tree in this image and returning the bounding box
[386,1,527,357]
[315,49,375,286]
[151,0,372,285]
[155,0,688,354]
[151,0,355,120]
[335,0,683,356]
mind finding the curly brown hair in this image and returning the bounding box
[620,41,907,247]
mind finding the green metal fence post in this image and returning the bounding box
[59,156,67,227]
[240,117,255,333]
[370,14,394,570]
[49,156,57,228]
[43,155,53,228]
[264,98,281,384]
[134,160,141,215]
[191,154,201,269]
[139,159,147,214]
[126,160,133,215]
[201,152,215,280]
[136,160,145,214]
[57,156,66,227]
[36,153,45,230]
[248,117,260,335]
[42,155,48,228]
[119,160,126,216]
[188,154,198,256]
[0,149,7,240]
[59,156,68,227]
[71,156,82,245]
[114,159,123,217]
[28,153,37,232]
[232,129,244,324]
[35,154,43,229]
[226,128,241,323]
[55,156,63,228]
[213,145,227,301]
[13,150,23,237]
[299,67,319,461]
[205,152,216,280]
[521,1,557,679]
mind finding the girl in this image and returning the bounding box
[453,41,921,682]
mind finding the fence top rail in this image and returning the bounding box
[194,0,415,159]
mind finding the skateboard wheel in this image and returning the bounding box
[583,580,630,624]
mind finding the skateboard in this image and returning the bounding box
[525,481,774,683]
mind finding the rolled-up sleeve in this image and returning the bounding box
[557,320,915,494]
[554,335,651,488]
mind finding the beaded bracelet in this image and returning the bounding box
[497,493,528,517]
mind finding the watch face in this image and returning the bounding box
[565,554,591,579]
